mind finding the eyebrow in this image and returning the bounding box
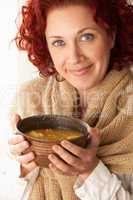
[47,27,98,38]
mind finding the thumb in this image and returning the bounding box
[11,113,21,132]
[88,127,101,148]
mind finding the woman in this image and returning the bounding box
[8,0,133,199]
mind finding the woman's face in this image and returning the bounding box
[45,5,115,91]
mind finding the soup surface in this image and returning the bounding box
[26,129,82,141]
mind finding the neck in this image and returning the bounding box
[78,90,88,108]
[76,90,88,117]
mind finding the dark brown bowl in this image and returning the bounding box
[17,115,90,167]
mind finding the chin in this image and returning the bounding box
[74,84,94,91]
[68,78,98,91]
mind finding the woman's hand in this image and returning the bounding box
[48,127,100,181]
[8,114,37,177]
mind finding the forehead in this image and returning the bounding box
[45,5,101,36]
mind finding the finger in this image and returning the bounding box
[49,163,78,176]
[48,154,76,175]
[49,163,60,172]
[22,161,37,172]
[9,140,29,155]
[89,128,101,148]
[14,114,21,124]
[8,135,25,145]
[60,140,86,158]
[17,152,35,164]
[52,145,82,168]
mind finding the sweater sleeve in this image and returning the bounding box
[3,78,44,199]
[0,143,39,200]
[74,160,133,200]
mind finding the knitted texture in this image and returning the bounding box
[10,68,133,200]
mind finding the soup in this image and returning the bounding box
[26,128,82,141]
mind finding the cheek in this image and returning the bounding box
[92,43,111,63]
[48,48,63,65]
[53,57,64,69]
[50,55,65,73]
[48,50,60,67]
[50,52,67,74]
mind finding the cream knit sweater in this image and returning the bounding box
[10,68,133,199]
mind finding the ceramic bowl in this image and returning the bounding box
[17,115,90,167]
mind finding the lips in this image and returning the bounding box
[69,65,93,76]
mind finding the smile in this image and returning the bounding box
[69,65,93,76]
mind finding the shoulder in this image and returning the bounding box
[17,76,49,95]
[120,68,133,95]
[117,69,133,115]
[11,76,50,118]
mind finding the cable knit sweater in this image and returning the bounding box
[10,68,133,200]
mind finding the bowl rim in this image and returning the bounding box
[17,114,90,142]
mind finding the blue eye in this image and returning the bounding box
[52,40,65,47]
[80,33,94,41]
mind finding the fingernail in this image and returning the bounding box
[24,141,29,147]
[49,163,52,168]
[30,152,35,158]
[61,140,67,146]
[52,145,58,151]
[87,125,92,132]
[48,154,52,159]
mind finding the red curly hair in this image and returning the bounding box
[15,0,133,76]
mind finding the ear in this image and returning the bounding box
[109,30,116,49]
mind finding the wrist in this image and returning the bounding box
[79,158,99,182]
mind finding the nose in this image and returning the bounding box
[67,42,84,65]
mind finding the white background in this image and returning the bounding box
[0,0,38,143]
[0,3,37,197]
